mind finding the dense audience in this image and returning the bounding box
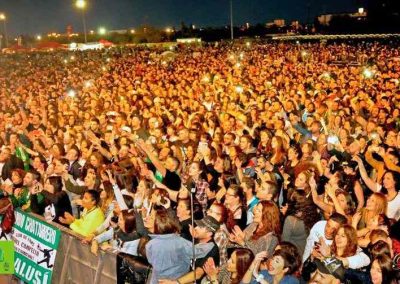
[1,39,400,283]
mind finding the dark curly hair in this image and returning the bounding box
[286,189,320,232]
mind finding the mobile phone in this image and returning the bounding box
[370,132,379,140]
[198,141,208,152]
[327,135,339,145]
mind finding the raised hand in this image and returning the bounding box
[203,257,219,280]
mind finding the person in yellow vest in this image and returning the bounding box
[59,190,105,237]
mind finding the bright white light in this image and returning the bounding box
[358,7,364,14]
[70,55,75,60]
[165,28,173,33]
[363,68,374,79]
[322,72,331,79]
[75,0,86,9]
[63,59,68,64]
[67,90,76,98]
[0,14,6,21]
[70,42,78,49]
[84,81,92,88]
[130,29,135,34]
[235,86,244,93]
[246,42,251,47]
[98,27,106,35]
[235,62,241,68]
[202,76,210,83]
[239,53,244,59]
[102,66,107,71]
[301,50,308,57]
[36,35,42,40]
[106,58,111,62]
[296,40,300,44]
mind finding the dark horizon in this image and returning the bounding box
[0,0,362,36]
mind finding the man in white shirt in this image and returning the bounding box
[303,213,370,270]
[303,213,347,263]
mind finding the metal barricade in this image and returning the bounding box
[30,213,118,284]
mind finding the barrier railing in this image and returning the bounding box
[3,212,118,284]
[50,218,117,284]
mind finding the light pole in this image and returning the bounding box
[165,27,173,41]
[230,0,234,40]
[75,0,87,43]
[0,13,8,48]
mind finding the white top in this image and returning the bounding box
[303,221,330,263]
[376,184,400,220]
[303,221,371,269]
[387,193,400,220]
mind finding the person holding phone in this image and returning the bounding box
[9,170,44,212]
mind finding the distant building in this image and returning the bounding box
[291,21,300,30]
[318,9,367,26]
[274,19,286,27]
[266,19,286,28]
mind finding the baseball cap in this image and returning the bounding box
[314,258,345,281]
[195,216,220,233]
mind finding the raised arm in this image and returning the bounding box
[137,140,166,177]
[353,155,378,192]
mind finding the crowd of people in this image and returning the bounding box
[0,39,400,284]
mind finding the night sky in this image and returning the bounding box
[1,0,362,36]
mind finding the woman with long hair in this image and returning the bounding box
[202,248,255,284]
[99,181,115,217]
[357,214,391,248]
[90,209,139,256]
[323,225,371,270]
[284,144,302,183]
[229,201,280,256]
[354,156,400,220]
[282,189,320,256]
[370,254,397,284]
[257,130,272,157]
[352,193,388,230]
[380,170,400,220]
[133,179,152,210]
[270,136,286,167]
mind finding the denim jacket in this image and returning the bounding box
[146,234,214,284]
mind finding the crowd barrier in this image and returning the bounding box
[50,217,118,284]
[2,211,118,284]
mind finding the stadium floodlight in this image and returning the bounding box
[98,27,106,35]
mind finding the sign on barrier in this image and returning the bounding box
[0,209,61,284]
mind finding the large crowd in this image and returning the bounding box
[1,40,400,284]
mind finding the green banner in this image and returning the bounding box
[0,241,14,274]
[0,209,61,284]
